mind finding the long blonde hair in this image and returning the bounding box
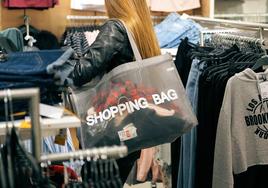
[105,0,161,59]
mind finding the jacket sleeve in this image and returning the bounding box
[69,20,127,87]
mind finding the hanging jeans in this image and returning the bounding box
[178,59,205,188]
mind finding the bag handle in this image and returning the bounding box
[112,19,143,61]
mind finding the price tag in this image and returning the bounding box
[118,123,137,142]
[54,129,67,145]
[260,81,268,99]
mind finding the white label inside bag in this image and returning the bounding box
[260,81,268,99]
[118,123,137,142]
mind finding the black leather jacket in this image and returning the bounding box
[69,20,134,86]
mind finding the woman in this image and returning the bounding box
[66,0,161,183]
[68,0,160,86]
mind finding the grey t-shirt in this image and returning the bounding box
[213,68,268,188]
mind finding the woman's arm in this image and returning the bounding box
[69,20,128,86]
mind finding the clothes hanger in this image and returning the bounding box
[23,13,37,47]
[251,55,268,71]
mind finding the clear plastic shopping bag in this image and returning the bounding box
[68,20,197,153]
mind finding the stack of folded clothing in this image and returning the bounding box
[155,13,202,48]
[0,49,66,119]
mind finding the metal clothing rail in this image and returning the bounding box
[66,15,166,20]
[212,33,268,47]
[40,145,128,162]
[67,14,268,29]
[200,29,240,46]
[186,15,268,39]
[188,15,268,30]
[66,15,108,20]
[0,88,41,161]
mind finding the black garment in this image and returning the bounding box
[35,30,60,50]
[174,38,195,87]
[83,108,186,154]
[234,165,268,188]
[1,128,52,188]
[194,49,255,188]
[69,20,134,87]
[117,151,141,183]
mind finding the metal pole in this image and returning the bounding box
[40,145,128,162]
[0,88,41,161]
[188,15,268,30]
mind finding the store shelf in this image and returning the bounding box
[161,48,178,56]
[0,115,81,142]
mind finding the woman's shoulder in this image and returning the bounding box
[101,19,126,34]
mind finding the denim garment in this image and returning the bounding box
[0,50,64,76]
[0,28,24,52]
[154,13,191,48]
[167,20,202,48]
[155,13,202,48]
[47,48,74,73]
[47,48,75,86]
[0,74,53,85]
[0,81,35,89]
[178,59,205,188]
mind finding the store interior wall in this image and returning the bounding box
[0,0,210,39]
[215,0,268,23]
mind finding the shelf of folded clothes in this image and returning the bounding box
[0,115,81,143]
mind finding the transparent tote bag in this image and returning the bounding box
[68,20,197,153]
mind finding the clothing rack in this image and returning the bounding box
[0,88,41,161]
[40,145,128,162]
[67,15,108,20]
[185,15,268,39]
[212,33,268,48]
[213,33,268,45]
[200,29,240,46]
[66,15,166,21]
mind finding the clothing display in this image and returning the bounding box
[70,0,105,11]
[1,127,52,188]
[213,68,268,188]
[70,0,200,12]
[150,0,200,12]
[2,2,268,188]
[0,49,65,121]
[155,13,202,48]
[175,32,268,188]
[3,0,59,9]
[61,25,101,58]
